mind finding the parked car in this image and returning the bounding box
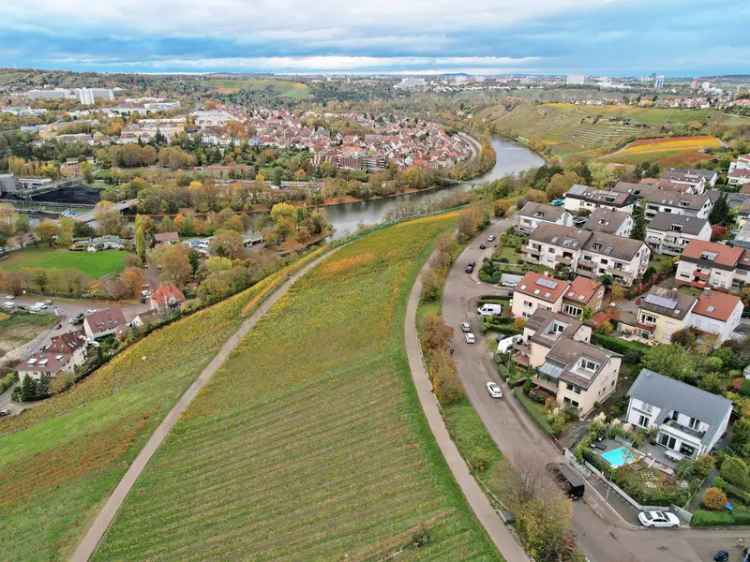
[547,463,585,500]
[70,312,85,325]
[4,295,14,300]
[1,302,14,311]
[0,408,10,417]
[496,334,522,354]
[460,322,471,333]
[464,262,475,274]
[713,551,729,562]
[477,303,502,317]
[637,511,680,528]
[85,308,97,315]
[464,332,476,344]
[486,381,503,399]
[487,234,496,242]
[43,299,52,305]
[479,243,487,250]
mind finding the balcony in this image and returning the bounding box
[661,418,706,443]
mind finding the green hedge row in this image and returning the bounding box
[591,333,648,363]
[692,508,750,526]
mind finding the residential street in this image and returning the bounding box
[439,218,750,562]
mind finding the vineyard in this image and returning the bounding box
[92,214,501,562]
[0,255,319,562]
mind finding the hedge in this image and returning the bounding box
[692,508,750,526]
[714,476,750,504]
[513,388,558,436]
[591,333,648,363]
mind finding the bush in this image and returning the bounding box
[703,487,728,510]
[0,371,17,394]
[591,333,646,363]
[691,510,735,527]
[720,456,750,490]
[714,476,750,504]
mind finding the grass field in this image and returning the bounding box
[0,312,56,358]
[0,248,127,278]
[0,270,298,561]
[92,214,501,562]
[602,135,722,166]
[206,77,310,99]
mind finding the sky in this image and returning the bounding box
[1,0,749,76]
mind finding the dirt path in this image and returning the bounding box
[70,249,337,562]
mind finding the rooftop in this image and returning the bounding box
[637,287,696,320]
[518,201,568,222]
[583,208,630,234]
[564,276,602,305]
[515,272,570,304]
[692,290,742,322]
[529,223,592,250]
[680,240,744,269]
[583,231,646,261]
[647,213,709,236]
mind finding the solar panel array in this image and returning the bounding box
[643,293,677,310]
[536,277,559,289]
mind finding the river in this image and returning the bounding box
[324,138,545,240]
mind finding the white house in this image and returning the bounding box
[645,213,712,256]
[583,208,633,237]
[689,290,744,344]
[83,308,128,340]
[662,168,718,193]
[626,369,733,458]
[510,272,570,318]
[516,202,574,234]
[676,240,747,291]
[564,184,634,214]
[642,190,717,221]
[729,154,750,187]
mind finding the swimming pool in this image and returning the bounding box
[601,446,638,469]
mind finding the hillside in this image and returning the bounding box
[478,101,749,163]
[91,214,501,562]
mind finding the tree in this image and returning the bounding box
[134,214,148,263]
[731,417,750,457]
[631,201,646,241]
[709,192,731,226]
[209,229,244,259]
[642,344,696,382]
[720,456,750,490]
[430,350,463,405]
[94,200,122,235]
[119,267,145,298]
[150,243,192,288]
[703,487,728,510]
[58,217,75,247]
[19,375,37,402]
[34,220,60,247]
[420,314,454,353]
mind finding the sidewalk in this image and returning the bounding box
[404,257,531,562]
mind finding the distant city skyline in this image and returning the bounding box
[2,0,749,76]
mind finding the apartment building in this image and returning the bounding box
[516,202,574,234]
[676,240,748,290]
[645,213,712,256]
[662,167,718,193]
[563,184,634,214]
[642,190,717,221]
[583,208,633,237]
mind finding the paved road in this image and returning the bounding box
[405,254,531,562]
[441,219,749,562]
[70,249,338,562]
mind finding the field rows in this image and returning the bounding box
[92,215,501,562]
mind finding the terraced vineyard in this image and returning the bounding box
[92,214,501,562]
[0,260,314,562]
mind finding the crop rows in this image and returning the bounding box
[93,215,501,562]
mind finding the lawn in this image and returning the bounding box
[91,214,501,562]
[0,312,56,358]
[0,263,306,562]
[0,248,127,278]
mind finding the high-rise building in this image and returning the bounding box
[566,74,586,86]
[654,75,665,89]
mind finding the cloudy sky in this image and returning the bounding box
[2,0,749,76]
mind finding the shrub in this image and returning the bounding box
[734,508,750,525]
[691,510,735,527]
[430,350,464,405]
[703,487,728,510]
[720,456,750,490]
[740,379,750,397]
[591,333,646,362]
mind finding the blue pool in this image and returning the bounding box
[601,447,638,469]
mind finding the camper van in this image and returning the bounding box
[476,303,502,317]
[548,463,585,500]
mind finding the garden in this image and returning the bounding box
[479,229,546,283]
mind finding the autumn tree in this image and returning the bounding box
[150,243,192,288]
[209,229,244,259]
[119,267,145,298]
[94,200,122,235]
[58,217,75,247]
[35,220,60,247]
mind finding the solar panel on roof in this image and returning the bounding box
[643,294,677,309]
[536,277,559,289]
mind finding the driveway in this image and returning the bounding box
[441,219,747,562]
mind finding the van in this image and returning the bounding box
[477,303,502,317]
[496,334,522,354]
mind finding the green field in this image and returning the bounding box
[0,248,127,278]
[206,77,310,99]
[0,272,289,561]
[92,213,501,562]
[480,102,749,162]
[0,312,56,357]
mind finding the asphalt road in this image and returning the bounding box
[441,219,750,562]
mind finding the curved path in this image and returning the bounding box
[70,249,338,562]
[405,253,531,562]
[440,219,748,562]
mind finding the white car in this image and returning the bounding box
[487,234,496,242]
[496,334,523,354]
[464,332,476,344]
[486,381,503,399]
[4,295,14,300]
[460,322,471,333]
[638,511,680,528]
[85,309,97,315]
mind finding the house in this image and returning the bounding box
[676,240,746,290]
[645,213,712,256]
[130,309,161,329]
[153,231,180,246]
[662,168,719,193]
[622,287,697,345]
[563,184,634,214]
[47,329,87,368]
[149,283,186,313]
[561,277,605,318]
[689,290,743,344]
[17,351,76,382]
[524,224,650,286]
[83,308,128,340]
[626,369,733,458]
[514,309,592,368]
[516,202,574,234]
[728,154,750,187]
[510,272,570,318]
[583,208,633,237]
[516,309,619,417]
[578,231,650,287]
[641,190,717,221]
